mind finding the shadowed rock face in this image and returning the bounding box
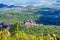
[36,9,60,25]
[0,22,10,29]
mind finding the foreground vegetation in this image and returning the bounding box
[0,22,60,40]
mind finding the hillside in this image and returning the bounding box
[0,8,60,40]
[0,8,40,24]
[0,8,60,25]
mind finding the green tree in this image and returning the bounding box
[10,22,19,35]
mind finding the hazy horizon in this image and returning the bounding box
[0,0,60,6]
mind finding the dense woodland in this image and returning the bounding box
[0,8,60,40]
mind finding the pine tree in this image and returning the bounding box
[10,22,20,40]
[11,22,19,35]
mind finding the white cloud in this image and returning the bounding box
[0,0,60,7]
[35,0,57,7]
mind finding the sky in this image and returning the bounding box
[0,0,60,6]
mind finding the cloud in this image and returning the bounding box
[0,0,60,7]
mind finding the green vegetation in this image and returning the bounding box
[0,8,40,24]
[0,8,60,40]
[0,23,60,40]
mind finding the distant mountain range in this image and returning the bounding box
[0,3,60,9]
[0,3,23,8]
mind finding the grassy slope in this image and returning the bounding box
[0,8,40,24]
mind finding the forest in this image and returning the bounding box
[0,8,60,40]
